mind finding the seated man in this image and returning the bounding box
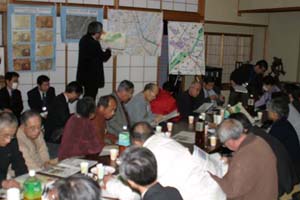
[210,119,278,199]
[0,72,23,119]
[229,113,299,197]
[119,146,183,200]
[150,81,180,122]
[44,81,83,159]
[177,81,203,119]
[105,122,226,200]
[17,110,52,170]
[255,75,280,109]
[27,75,56,114]
[92,95,117,145]
[107,80,134,136]
[59,97,104,160]
[267,97,300,177]
[126,83,163,126]
[201,76,224,106]
[0,112,27,189]
[229,60,268,106]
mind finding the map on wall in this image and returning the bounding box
[61,6,103,43]
[168,22,205,75]
[107,9,163,56]
[7,4,56,71]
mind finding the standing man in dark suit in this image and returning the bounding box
[0,72,23,119]
[0,112,27,189]
[119,146,183,200]
[77,21,111,100]
[27,75,56,115]
[44,81,83,158]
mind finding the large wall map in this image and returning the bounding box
[168,22,205,75]
[8,4,56,71]
[107,9,162,56]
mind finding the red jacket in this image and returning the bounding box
[150,89,180,122]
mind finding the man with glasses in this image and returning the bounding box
[0,112,27,189]
[126,83,163,126]
[17,110,54,170]
[210,119,278,199]
[107,80,134,136]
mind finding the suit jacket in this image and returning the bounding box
[269,118,300,165]
[106,92,129,136]
[0,87,23,118]
[211,134,278,200]
[177,90,205,119]
[44,93,70,143]
[27,86,56,113]
[0,139,28,187]
[250,126,299,196]
[76,34,111,88]
[143,183,183,200]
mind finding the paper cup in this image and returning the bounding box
[80,162,89,175]
[165,131,171,138]
[110,149,119,161]
[167,122,173,132]
[257,112,263,121]
[156,125,162,133]
[188,116,194,124]
[210,136,217,147]
[7,188,20,200]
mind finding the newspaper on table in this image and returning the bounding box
[229,102,255,124]
[38,158,97,178]
[156,110,180,124]
[192,145,228,177]
[194,102,214,113]
[172,131,195,144]
[233,84,248,94]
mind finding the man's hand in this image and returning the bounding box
[102,174,113,190]
[1,179,20,189]
[209,95,218,101]
[154,115,164,123]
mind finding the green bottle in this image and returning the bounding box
[23,170,42,200]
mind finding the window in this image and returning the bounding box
[205,33,253,83]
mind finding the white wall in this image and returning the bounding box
[239,0,300,11]
[267,12,300,82]
[205,0,269,25]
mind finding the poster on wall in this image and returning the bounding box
[107,9,162,56]
[168,22,205,75]
[60,6,103,43]
[7,4,56,71]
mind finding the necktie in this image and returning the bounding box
[42,92,47,107]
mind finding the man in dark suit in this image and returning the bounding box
[229,60,268,106]
[0,72,23,119]
[177,81,204,119]
[44,81,83,158]
[267,97,300,178]
[0,112,27,189]
[27,75,55,115]
[77,21,111,99]
[119,146,183,200]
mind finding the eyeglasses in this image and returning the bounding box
[25,126,43,132]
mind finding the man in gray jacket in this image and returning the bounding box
[107,80,134,136]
